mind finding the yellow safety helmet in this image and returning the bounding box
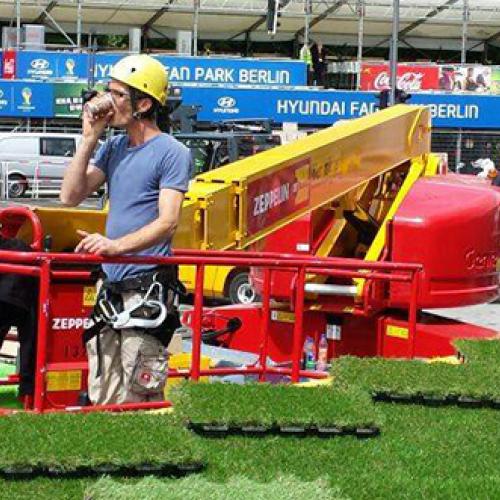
[110,54,168,106]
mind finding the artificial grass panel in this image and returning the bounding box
[173,382,383,429]
[331,340,500,400]
[0,412,203,473]
[86,475,343,500]
[0,386,23,410]
[0,477,90,500]
[0,362,15,377]
[0,363,22,409]
[197,404,500,499]
[1,403,499,499]
[454,338,500,367]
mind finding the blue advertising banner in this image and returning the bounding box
[16,51,88,80]
[180,86,378,125]
[0,81,11,114]
[93,54,306,86]
[0,80,53,117]
[15,50,307,86]
[0,78,499,127]
[180,85,500,129]
[410,93,495,128]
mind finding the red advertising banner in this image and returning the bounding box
[246,158,310,237]
[2,50,16,79]
[360,63,440,91]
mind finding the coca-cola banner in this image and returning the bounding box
[360,63,440,91]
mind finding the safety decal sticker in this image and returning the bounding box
[386,324,409,339]
[83,286,97,307]
[46,370,82,392]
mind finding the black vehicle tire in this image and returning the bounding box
[7,174,28,198]
[228,272,259,305]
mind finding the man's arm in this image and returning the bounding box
[60,104,111,207]
[75,188,185,255]
[60,141,106,207]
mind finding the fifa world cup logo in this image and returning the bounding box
[22,87,32,106]
[65,58,75,76]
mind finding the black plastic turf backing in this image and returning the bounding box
[0,461,205,480]
[188,422,380,438]
[372,391,500,409]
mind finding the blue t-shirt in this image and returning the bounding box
[93,133,192,282]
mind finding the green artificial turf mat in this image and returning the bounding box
[331,339,500,402]
[0,363,22,409]
[0,402,499,499]
[172,382,383,431]
[85,475,343,500]
[0,362,15,378]
[455,338,500,366]
[195,404,500,499]
[0,412,204,475]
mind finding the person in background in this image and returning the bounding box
[439,67,455,91]
[311,41,327,87]
[492,167,500,187]
[475,70,489,91]
[60,54,192,406]
[299,42,313,86]
[465,67,478,91]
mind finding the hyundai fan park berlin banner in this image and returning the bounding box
[14,50,307,86]
[0,79,500,127]
[180,86,500,128]
[360,63,440,91]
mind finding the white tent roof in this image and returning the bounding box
[1,1,500,50]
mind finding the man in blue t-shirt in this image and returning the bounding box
[60,54,192,405]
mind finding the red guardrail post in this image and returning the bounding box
[408,269,420,358]
[291,266,306,383]
[258,268,271,382]
[191,264,205,381]
[33,258,50,412]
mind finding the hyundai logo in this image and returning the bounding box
[31,59,49,70]
[217,96,236,108]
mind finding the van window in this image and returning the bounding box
[0,137,38,156]
[40,137,76,157]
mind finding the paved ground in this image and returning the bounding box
[428,302,500,332]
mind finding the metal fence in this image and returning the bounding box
[0,119,82,135]
[0,161,64,200]
[431,130,500,173]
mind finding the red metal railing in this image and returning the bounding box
[0,203,422,414]
[0,247,421,414]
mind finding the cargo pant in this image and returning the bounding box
[86,287,169,406]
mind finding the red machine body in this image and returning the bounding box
[216,175,500,361]
[389,176,500,308]
[43,279,93,408]
[0,173,498,413]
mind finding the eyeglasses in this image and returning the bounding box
[104,86,130,99]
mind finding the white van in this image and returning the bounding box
[0,132,83,197]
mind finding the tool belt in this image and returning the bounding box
[83,265,185,377]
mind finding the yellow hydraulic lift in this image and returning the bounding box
[17,105,436,301]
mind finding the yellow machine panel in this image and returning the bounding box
[183,182,237,250]
[14,105,433,302]
[196,105,431,248]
